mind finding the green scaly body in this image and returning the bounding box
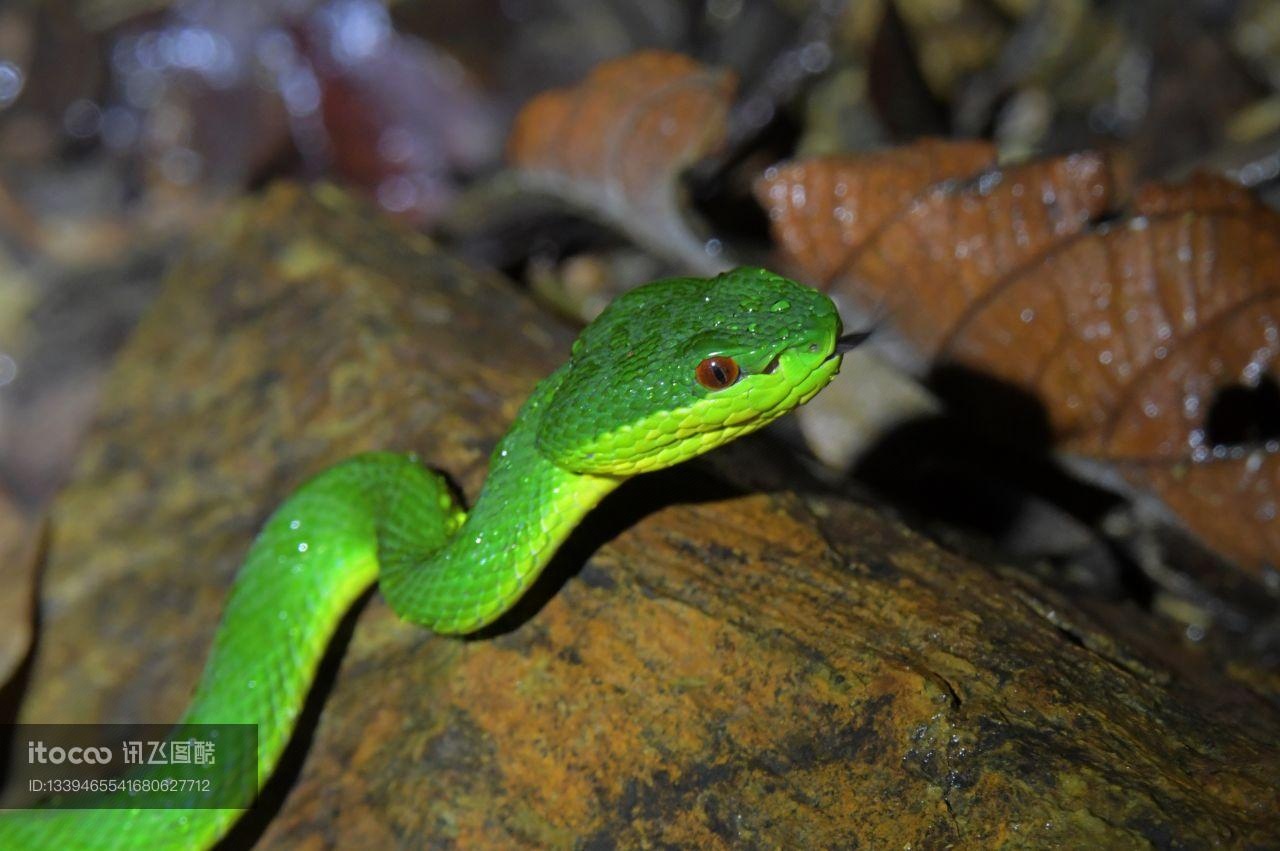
[0,269,847,849]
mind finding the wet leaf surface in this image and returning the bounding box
[754,138,997,285]
[505,50,738,274]
[760,147,1278,575]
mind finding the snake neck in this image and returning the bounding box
[379,365,623,633]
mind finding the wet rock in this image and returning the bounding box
[9,184,1278,847]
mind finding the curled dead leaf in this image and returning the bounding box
[506,51,737,274]
[831,150,1116,355]
[940,210,1280,459]
[1126,458,1277,572]
[938,206,1280,570]
[759,146,1278,576]
[755,139,997,285]
[1130,172,1263,218]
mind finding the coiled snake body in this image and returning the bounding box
[1,268,852,849]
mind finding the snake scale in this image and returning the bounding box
[0,268,857,849]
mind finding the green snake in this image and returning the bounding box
[1,268,856,849]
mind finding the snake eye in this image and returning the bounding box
[695,356,740,390]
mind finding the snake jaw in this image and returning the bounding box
[554,327,844,477]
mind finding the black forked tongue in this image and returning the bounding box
[834,329,874,354]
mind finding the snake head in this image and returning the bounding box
[536,267,849,476]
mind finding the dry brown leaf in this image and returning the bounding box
[831,151,1115,354]
[1130,172,1262,218]
[506,51,736,272]
[1128,460,1277,571]
[940,211,1280,458]
[762,151,1116,353]
[938,208,1280,570]
[759,149,1278,575]
[754,139,998,285]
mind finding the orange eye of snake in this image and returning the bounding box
[695,356,740,390]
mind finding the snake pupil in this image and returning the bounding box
[696,356,740,390]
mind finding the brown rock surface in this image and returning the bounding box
[6,184,1278,848]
